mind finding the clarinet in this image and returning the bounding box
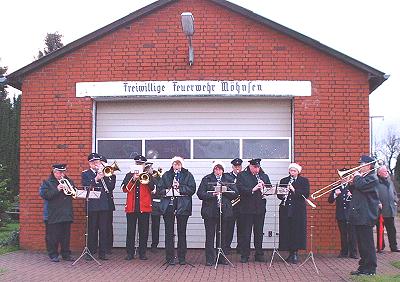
[283,176,294,206]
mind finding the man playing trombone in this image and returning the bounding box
[39,164,75,262]
[348,155,380,276]
[81,153,114,261]
[277,163,310,264]
[328,168,358,259]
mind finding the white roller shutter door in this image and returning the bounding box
[96,98,291,248]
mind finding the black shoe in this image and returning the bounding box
[255,255,265,262]
[179,259,186,265]
[139,255,148,260]
[240,257,249,263]
[85,255,93,261]
[337,253,347,258]
[125,254,134,260]
[50,256,60,262]
[349,254,359,259]
[205,261,213,266]
[285,253,293,263]
[391,248,400,252]
[350,270,368,276]
[98,255,108,260]
[62,256,75,261]
[291,253,299,264]
[218,258,228,265]
[168,259,175,265]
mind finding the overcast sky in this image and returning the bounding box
[1,0,398,134]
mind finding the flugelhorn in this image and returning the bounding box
[103,161,120,177]
[59,178,77,198]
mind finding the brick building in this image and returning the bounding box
[7,0,387,253]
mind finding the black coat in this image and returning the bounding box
[328,183,352,221]
[157,167,196,216]
[81,169,114,212]
[277,175,309,251]
[236,167,271,215]
[197,172,237,219]
[348,171,379,226]
[40,174,74,224]
[151,175,163,216]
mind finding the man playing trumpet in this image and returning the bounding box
[39,164,74,262]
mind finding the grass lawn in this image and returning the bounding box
[0,221,19,255]
[351,261,400,282]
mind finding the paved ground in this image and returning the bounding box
[1,218,400,282]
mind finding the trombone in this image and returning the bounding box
[310,159,383,200]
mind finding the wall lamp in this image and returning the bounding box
[181,12,194,66]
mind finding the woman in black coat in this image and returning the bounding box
[197,160,237,266]
[277,163,310,264]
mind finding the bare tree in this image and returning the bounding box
[375,127,400,174]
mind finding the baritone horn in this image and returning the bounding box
[103,161,120,177]
[59,178,77,198]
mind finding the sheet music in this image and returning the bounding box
[75,190,101,199]
[166,188,181,197]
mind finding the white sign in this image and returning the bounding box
[76,80,311,98]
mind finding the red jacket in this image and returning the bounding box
[121,173,152,213]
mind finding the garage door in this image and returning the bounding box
[95,98,292,248]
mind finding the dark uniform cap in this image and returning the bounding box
[231,158,243,166]
[52,163,67,171]
[133,155,147,163]
[359,155,375,164]
[248,158,261,166]
[88,152,101,162]
[99,155,107,163]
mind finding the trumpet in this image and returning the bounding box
[103,161,120,177]
[59,178,77,198]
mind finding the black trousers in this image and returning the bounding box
[151,214,161,248]
[106,210,114,252]
[203,217,229,263]
[225,209,243,251]
[88,210,110,257]
[337,220,357,256]
[240,213,265,258]
[47,222,71,259]
[44,220,49,254]
[376,216,398,251]
[126,212,150,257]
[355,225,377,273]
[163,208,189,261]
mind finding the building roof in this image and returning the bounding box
[7,0,388,92]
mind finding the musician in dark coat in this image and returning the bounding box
[328,169,358,258]
[99,155,116,255]
[197,160,237,266]
[348,155,380,276]
[146,162,162,252]
[225,158,243,255]
[40,164,74,262]
[157,156,196,265]
[81,152,114,261]
[236,158,271,263]
[277,163,309,264]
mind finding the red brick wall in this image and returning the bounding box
[19,0,370,253]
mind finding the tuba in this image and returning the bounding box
[59,178,77,198]
[103,161,120,177]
